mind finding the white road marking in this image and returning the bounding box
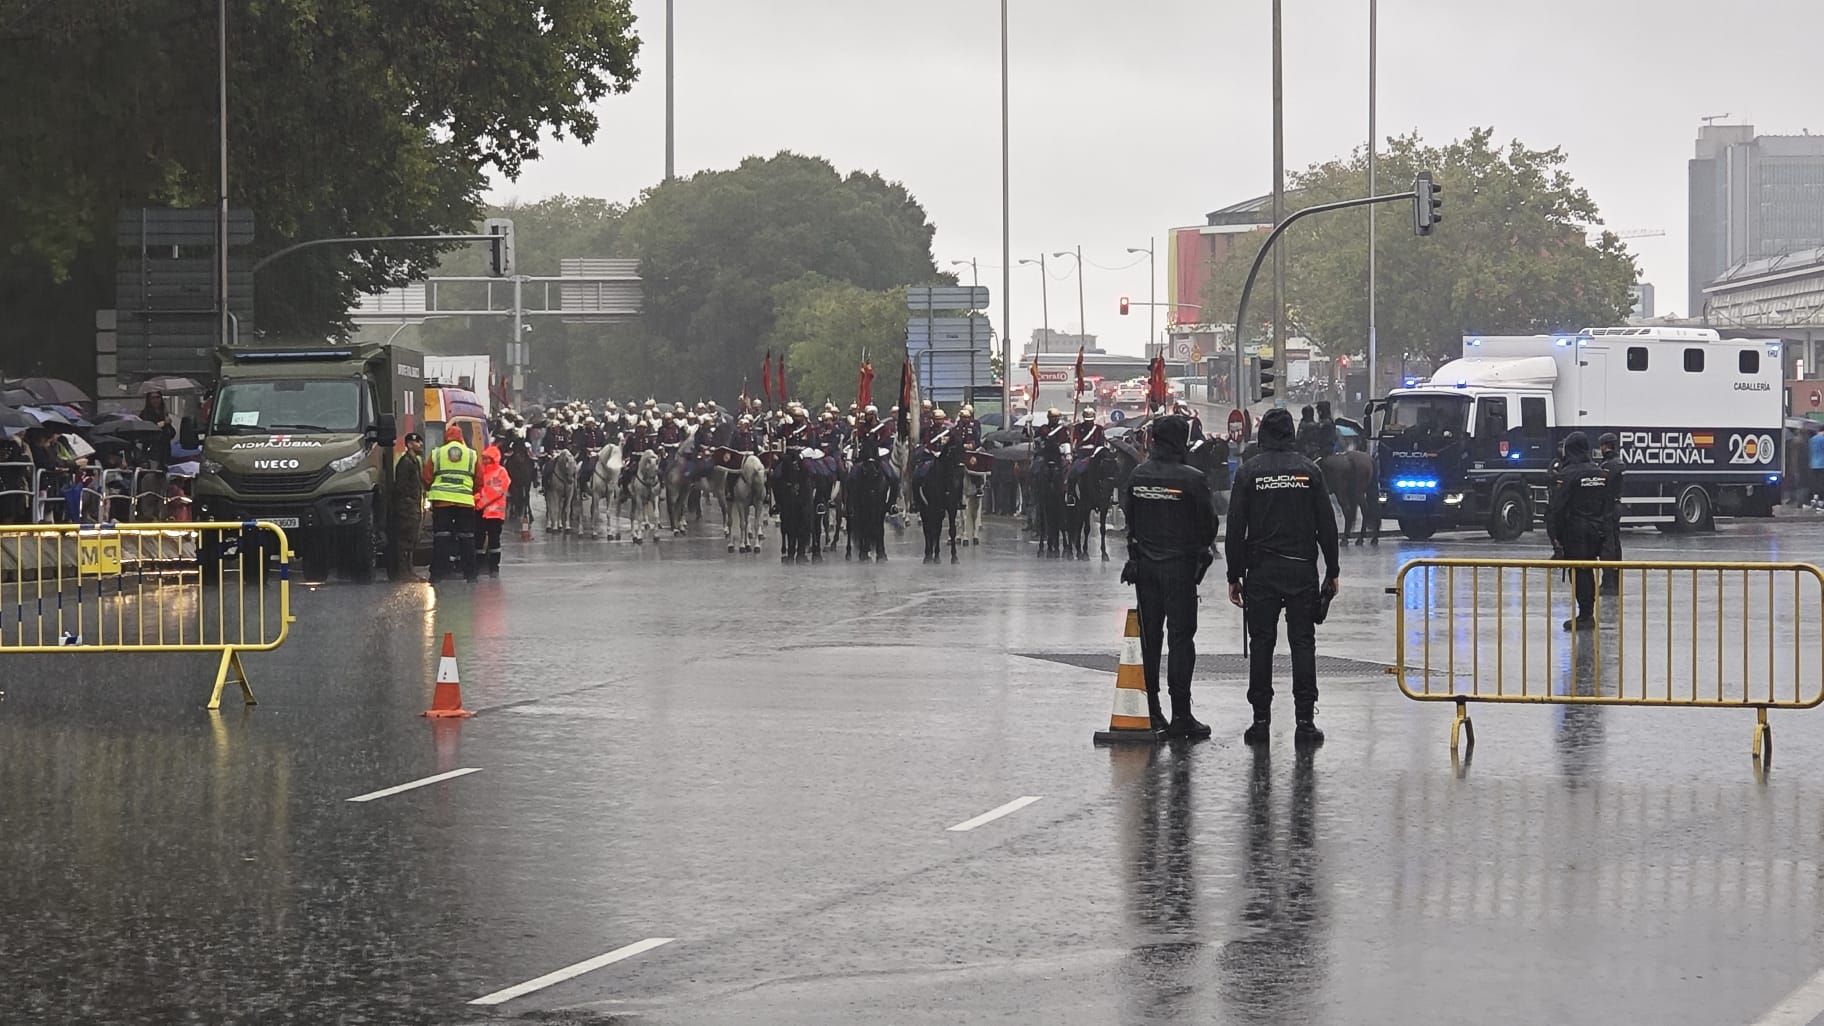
[469,937,676,1006]
[1751,964,1824,1026]
[344,767,482,803]
[947,795,1043,832]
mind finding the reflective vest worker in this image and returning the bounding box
[475,444,510,577]
[424,426,480,583]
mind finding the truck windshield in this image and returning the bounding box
[212,379,364,435]
[1380,394,1468,443]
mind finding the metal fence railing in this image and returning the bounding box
[0,521,294,708]
[1392,558,1824,760]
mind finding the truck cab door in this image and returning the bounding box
[1472,395,1510,464]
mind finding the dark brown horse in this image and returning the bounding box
[1319,446,1379,545]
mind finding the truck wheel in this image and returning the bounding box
[1671,484,1712,533]
[1487,487,1529,541]
[301,530,332,582]
[1398,518,1437,541]
[343,523,375,583]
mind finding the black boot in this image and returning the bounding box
[1562,616,1594,632]
[1164,695,1211,740]
[1243,717,1271,746]
[1295,718,1325,747]
[1146,693,1168,733]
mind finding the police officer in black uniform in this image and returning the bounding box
[1596,432,1623,595]
[1547,431,1618,630]
[1120,415,1220,740]
[1226,407,1340,747]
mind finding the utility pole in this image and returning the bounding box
[1367,0,1378,406]
[1054,248,1087,358]
[216,0,230,349]
[664,0,676,181]
[1128,240,1155,357]
[1019,255,1050,410]
[1271,0,1286,366]
[950,258,979,286]
[511,276,525,407]
[1000,0,1012,427]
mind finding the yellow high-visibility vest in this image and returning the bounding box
[425,442,478,506]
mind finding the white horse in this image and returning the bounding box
[583,443,622,539]
[629,449,662,545]
[961,455,989,546]
[725,453,766,553]
[546,450,577,534]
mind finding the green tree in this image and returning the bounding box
[617,152,940,401]
[0,0,639,379]
[1203,129,1638,386]
[765,276,905,407]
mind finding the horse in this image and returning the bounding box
[1319,445,1380,546]
[724,452,766,553]
[545,450,577,534]
[845,453,890,562]
[913,432,966,564]
[771,446,820,563]
[584,443,621,539]
[505,446,535,533]
[960,449,994,547]
[628,449,662,545]
[1065,446,1125,561]
[1032,444,1068,558]
[662,445,697,537]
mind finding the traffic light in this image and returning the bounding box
[1119,296,1131,316]
[484,217,516,277]
[1413,172,1443,236]
[1258,357,1276,400]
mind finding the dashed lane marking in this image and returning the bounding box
[344,767,482,803]
[946,795,1043,832]
[468,937,676,1006]
[1751,962,1824,1026]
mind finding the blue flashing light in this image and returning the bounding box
[1455,380,1469,388]
[1509,451,1523,461]
[1392,478,1440,491]
[1767,474,1782,484]
[1403,377,1419,387]
[1466,337,1482,346]
[1554,336,1575,347]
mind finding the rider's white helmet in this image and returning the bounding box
[1080,408,1096,421]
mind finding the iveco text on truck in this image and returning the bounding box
[193,344,422,580]
[1371,327,1783,540]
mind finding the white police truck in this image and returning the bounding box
[1371,327,1784,541]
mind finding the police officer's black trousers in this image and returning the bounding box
[431,507,477,582]
[1243,557,1320,720]
[1564,535,1600,621]
[1599,523,1621,591]
[1132,557,1199,718]
[476,518,504,574]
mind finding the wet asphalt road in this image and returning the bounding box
[6,509,1824,1025]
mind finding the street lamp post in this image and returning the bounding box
[1126,240,1155,356]
[216,0,230,349]
[1366,0,1378,406]
[1019,255,1049,410]
[1000,0,1012,434]
[665,0,675,182]
[949,259,980,287]
[1053,247,1087,356]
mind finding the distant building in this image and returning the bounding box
[1166,194,1280,328]
[1689,123,1824,316]
[1629,283,1656,321]
[1025,328,1102,356]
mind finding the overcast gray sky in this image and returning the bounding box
[487,0,1822,357]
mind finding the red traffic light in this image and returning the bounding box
[1119,296,1131,315]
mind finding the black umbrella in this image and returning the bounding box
[980,429,1027,448]
[0,405,33,430]
[990,443,1033,463]
[14,376,90,405]
[0,388,34,406]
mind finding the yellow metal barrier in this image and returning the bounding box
[1392,558,1824,759]
[0,521,295,709]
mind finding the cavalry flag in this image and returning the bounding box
[857,353,875,409]
[1074,346,1086,402]
[761,351,774,405]
[1029,353,1041,408]
[1147,356,1168,410]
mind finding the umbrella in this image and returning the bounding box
[0,388,35,406]
[978,412,1006,429]
[0,405,33,429]
[980,429,1027,448]
[136,376,201,395]
[990,443,1033,463]
[20,406,89,431]
[92,416,165,437]
[13,376,90,405]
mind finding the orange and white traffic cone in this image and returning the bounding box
[519,513,532,542]
[423,632,475,718]
[1092,609,1162,744]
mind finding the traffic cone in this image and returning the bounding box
[519,513,532,542]
[423,632,475,718]
[1092,609,1162,744]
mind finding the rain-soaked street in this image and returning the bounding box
[7,513,1824,1026]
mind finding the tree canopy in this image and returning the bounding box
[1202,129,1638,385]
[0,0,639,378]
[763,276,906,409]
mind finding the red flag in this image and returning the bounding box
[1148,356,1167,409]
[1029,353,1041,404]
[761,351,774,405]
[1074,346,1086,401]
[898,359,913,439]
[857,358,874,408]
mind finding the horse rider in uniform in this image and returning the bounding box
[424,424,480,584]
[1314,400,1338,457]
[1171,399,1204,441]
[863,405,901,514]
[1067,407,1107,493]
[955,405,982,449]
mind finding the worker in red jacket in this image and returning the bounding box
[474,444,511,577]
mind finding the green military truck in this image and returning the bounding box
[193,344,422,581]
